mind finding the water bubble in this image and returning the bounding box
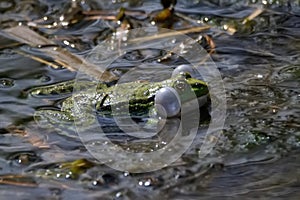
[9,152,40,166]
[0,78,14,88]
[138,178,152,187]
[155,87,181,118]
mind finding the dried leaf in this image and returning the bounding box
[3,26,55,46]
[154,8,173,22]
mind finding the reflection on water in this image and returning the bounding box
[0,0,299,199]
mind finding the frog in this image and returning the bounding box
[31,72,209,138]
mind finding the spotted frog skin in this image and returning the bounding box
[31,74,209,136]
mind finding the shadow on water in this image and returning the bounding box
[0,0,299,199]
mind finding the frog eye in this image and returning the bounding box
[172,64,198,78]
[155,87,180,118]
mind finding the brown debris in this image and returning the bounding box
[2,26,118,82]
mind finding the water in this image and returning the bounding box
[0,0,299,199]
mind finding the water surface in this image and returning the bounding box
[0,0,299,199]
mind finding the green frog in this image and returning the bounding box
[31,73,209,137]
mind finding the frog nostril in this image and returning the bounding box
[155,87,181,118]
[175,80,187,91]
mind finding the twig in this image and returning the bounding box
[129,26,211,43]
[175,12,204,26]
[1,26,117,82]
[242,8,264,24]
[0,42,21,50]
[2,26,55,46]
[0,175,38,187]
[14,50,61,69]
[84,15,117,21]
[82,9,147,17]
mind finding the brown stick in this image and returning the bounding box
[0,175,38,187]
[242,8,264,24]
[1,26,117,82]
[129,26,211,43]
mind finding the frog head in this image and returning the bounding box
[154,72,209,118]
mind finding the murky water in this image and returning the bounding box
[0,0,299,199]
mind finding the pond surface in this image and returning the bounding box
[0,0,299,199]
